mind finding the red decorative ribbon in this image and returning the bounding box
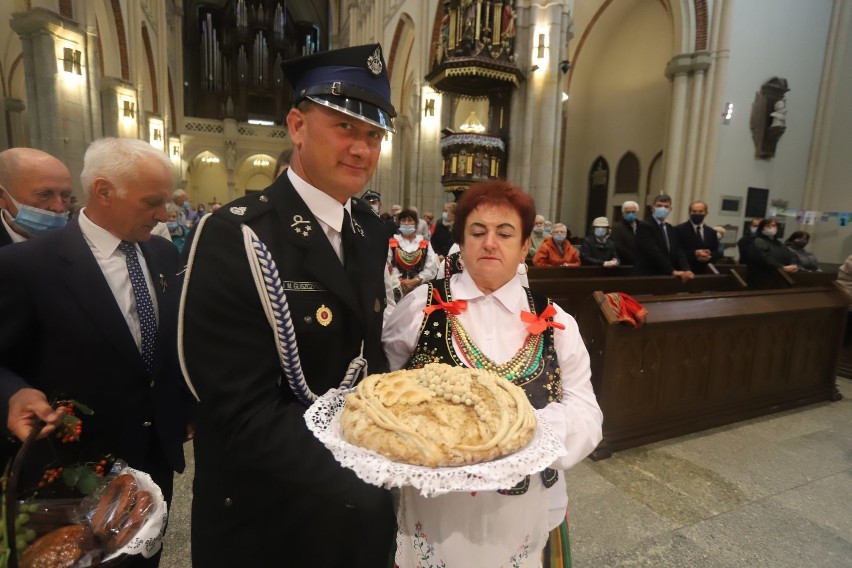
[520,305,566,334]
[423,288,467,316]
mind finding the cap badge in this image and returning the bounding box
[367,47,383,76]
[291,214,312,238]
[230,206,247,216]
[316,304,333,326]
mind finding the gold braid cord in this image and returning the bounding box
[340,363,536,468]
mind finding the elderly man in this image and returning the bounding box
[610,200,640,265]
[0,148,72,246]
[180,44,396,567]
[674,200,721,274]
[0,137,188,567]
[527,214,547,261]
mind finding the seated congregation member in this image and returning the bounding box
[745,217,798,288]
[634,194,694,282]
[738,217,761,263]
[533,222,580,267]
[388,208,438,296]
[383,180,603,567]
[527,214,547,262]
[785,231,819,271]
[674,200,721,274]
[610,200,640,265]
[579,216,620,267]
[0,138,188,567]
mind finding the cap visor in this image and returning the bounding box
[307,95,395,133]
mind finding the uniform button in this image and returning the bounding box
[259,195,268,203]
[304,316,312,324]
[142,421,152,427]
[224,497,233,507]
[149,380,155,388]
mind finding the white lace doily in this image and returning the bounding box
[102,467,168,561]
[305,388,567,497]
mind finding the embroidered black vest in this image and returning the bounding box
[389,238,428,279]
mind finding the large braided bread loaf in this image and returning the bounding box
[340,363,536,467]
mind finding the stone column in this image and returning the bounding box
[680,52,711,208]
[100,77,139,139]
[2,98,26,150]
[662,54,692,210]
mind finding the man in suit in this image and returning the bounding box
[0,138,187,567]
[0,148,72,246]
[674,200,721,274]
[610,200,640,265]
[634,194,695,282]
[180,44,396,567]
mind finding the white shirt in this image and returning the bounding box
[288,168,352,264]
[387,233,438,283]
[383,270,603,471]
[78,208,159,352]
[1,211,27,243]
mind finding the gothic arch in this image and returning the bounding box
[141,24,158,114]
[615,151,640,195]
[93,0,121,79]
[109,0,129,80]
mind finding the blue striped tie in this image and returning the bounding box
[119,241,157,375]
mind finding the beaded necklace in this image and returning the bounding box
[448,313,544,381]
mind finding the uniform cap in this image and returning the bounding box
[362,190,381,202]
[282,44,396,132]
[592,216,610,228]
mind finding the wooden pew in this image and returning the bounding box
[575,286,847,460]
[529,272,747,315]
[527,266,634,280]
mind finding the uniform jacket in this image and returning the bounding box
[533,237,580,267]
[0,220,187,487]
[674,221,721,274]
[180,173,394,567]
[610,219,637,265]
[633,218,690,275]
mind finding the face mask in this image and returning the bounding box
[442,211,449,223]
[594,227,608,238]
[182,201,190,210]
[750,226,758,234]
[690,214,705,225]
[533,226,543,234]
[167,221,179,231]
[624,212,637,223]
[762,227,777,238]
[552,234,566,244]
[544,227,552,234]
[4,193,67,235]
[653,207,670,220]
[399,225,416,236]
[791,239,807,248]
[370,203,379,214]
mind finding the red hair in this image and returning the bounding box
[452,180,537,244]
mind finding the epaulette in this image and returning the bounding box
[212,190,274,225]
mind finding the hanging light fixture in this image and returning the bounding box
[253,157,270,167]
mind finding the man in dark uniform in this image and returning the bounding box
[180,44,396,567]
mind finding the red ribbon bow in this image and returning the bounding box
[423,288,467,316]
[520,305,565,334]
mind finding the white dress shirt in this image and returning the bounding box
[288,168,352,264]
[1,212,27,243]
[78,209,159,352]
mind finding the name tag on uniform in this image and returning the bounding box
[282,281,327,292]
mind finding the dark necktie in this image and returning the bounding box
[342,210,361,288]
[119,241,157,375]
[696,224,703,243]
[661,222,670,251]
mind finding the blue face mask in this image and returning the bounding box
[653,206,670,220]
[399,225,416,236]
[182,201,191,210]
[167,221,179,231]
[624,212,637,223]
[552,234,566,244]
[544,227,552,234]
[441,211,449,223]
[5,193,67,235]
[594,227,608,238]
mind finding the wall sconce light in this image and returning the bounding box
[424,98,435,117]
[172,145,180,156]
[60,47,82,75]
[253,158,270,168]
[152,129,162,142]
[722,102,734,124]
[201,155,220,165]
[536,33,546,59]
[122,100,135,119]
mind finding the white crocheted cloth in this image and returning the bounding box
[102,467,168,561]
[305,388,567,497]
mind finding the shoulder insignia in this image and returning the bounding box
[230,206,247,216]
[291,214,313,238]
[351,217,365,237]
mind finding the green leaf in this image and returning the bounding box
[62,466,84,488]
[69,399,94,415]
[76,470,100,495]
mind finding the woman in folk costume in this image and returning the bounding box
[383,181,603,567]
[387,208,438,297]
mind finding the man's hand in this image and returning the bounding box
[7,388,63,442]
[603,259,619,268]
[673,270,695,283]
[695,249,712,262]
[783,264,799,273]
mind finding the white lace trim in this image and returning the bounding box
[305,388,567,497]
